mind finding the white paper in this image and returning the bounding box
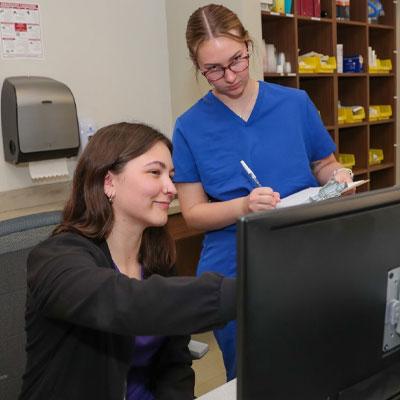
[0,2,43,59]
[276,187,320,208]
[29,158,69,181]
[276,180,369,209]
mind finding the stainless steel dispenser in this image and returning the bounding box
[1,76,80,164]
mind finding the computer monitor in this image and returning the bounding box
[237,186,400,400]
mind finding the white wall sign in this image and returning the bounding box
[0,2,43,59]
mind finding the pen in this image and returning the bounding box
[240,160,261,187]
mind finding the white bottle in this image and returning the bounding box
[337,44,343,73]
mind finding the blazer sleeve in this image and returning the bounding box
[27,233,236,337]
[150,335,194,400]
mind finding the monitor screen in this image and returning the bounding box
[237,187,400,400]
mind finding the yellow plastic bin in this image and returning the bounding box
[338,153,355,169]
[369,105,380,121]
[379,105,392,120]
[299,56,336,73]
[339,106,365,123]
[338,107,347,124]
[299,57,318,73]
[369,149,384,165]
[316,57,336,73]
[369,105,392,121]
[369,59,392,74]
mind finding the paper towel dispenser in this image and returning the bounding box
[1,76,80,164]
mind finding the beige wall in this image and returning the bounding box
[0,0,173,192]
[165,0,263,122]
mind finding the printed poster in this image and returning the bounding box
[0,2,43,59]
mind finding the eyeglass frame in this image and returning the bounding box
[201,54,250,82]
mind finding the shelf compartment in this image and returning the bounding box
[298,18,334,57]
[369,167,395,190]
[337,1,367,23]
[368,0,396,27]
[338,126,368,170]
[300,76,334,126]
[337,24,367,72]
[369,75,396,109]
[369,123,395,166]
[369,26,396,64]
[261,13,296,73]
[338,75,368,117]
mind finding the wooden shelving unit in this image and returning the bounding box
[261,0,397,192]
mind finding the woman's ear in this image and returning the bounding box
[104,171,114,198]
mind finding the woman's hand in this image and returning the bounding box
[332,168,355,195]
[244,187,280,214]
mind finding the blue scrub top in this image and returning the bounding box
[172,81,336,277]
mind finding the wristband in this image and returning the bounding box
[333,167,354,179]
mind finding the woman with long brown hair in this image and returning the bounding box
[172,4,353,381]
[19,122,235,400]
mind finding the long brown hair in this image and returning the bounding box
[186,3,253,70]
[54,122,176,276]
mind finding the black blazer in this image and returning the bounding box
[19,232,235,400]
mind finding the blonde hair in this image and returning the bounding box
[186,3,253,70]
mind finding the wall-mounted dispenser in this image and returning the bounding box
[1,76,80,164]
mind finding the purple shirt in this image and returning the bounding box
[126,335,166,400]
[112,262,166,400]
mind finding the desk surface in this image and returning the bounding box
[197,379,236,399]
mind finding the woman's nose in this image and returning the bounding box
[224,68,237,83]
[164,177,177,196]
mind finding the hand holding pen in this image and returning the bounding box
[240,160,280,211]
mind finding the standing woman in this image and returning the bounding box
[172,4,353,381]
[20,122,235,400]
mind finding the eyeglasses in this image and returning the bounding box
[201,54,250,82]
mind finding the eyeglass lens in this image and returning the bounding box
[205,56,249,81]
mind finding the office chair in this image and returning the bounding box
[0,211,61,400]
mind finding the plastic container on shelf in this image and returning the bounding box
[369,105,392,121]
[369,105,380,121]
[379,105,393,119]
[338,107,347,124]
[339,153,356,169]
[317,57,336,73]
[338,106,366,123]
[369,149,384,165]
[336,0,350,20]
[368,0,385,23]
[369,59,392,73]
[298,56,336,73]
[343,55,363,72]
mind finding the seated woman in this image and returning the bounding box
[19,122,235,400]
